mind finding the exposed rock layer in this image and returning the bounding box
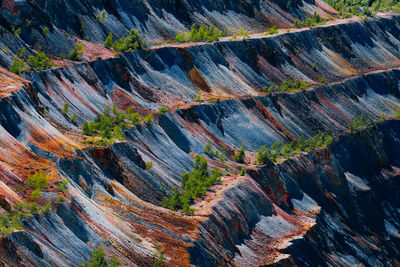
[0,13,400,267]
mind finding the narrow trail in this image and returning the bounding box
[150,12,396,50]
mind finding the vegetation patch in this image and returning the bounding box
[79,244,120,267]
[97,9,107,24]
[175,24,227,43]
[104,29,146,52]
[265,26,278,35]
[0,171,68,236]
[158,106,170,114]
[162,155,223,215]
[257,132,333,164]
[82,106,153,146]
[10,48,54,74]
[233,144,246,163]
[294,13,327,28]
[394,108,400,119]
[348,114,376,134]
[262,79,311,94]
[68,43,84,61]
[325,0,400,16]
[204,141,227,162]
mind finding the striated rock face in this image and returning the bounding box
[189,121,400,266]
[0,0,334,70]
[21,15,400,132]
[0,0,332,45]
[1,10,400,267]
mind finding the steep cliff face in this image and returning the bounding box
[189,121,400,266]
[1,0,333,44]
[1,11,400,267]
[23,15,400,132]
[0,0,334,70]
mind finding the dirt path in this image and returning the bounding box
[150,13,397,50]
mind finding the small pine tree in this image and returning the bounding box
[62,103,69,115]
[71,113,77,124]
[233,144,246,163]
[204,141,213,155]
[145,161,153,171]
[104,32,113,48]
[97,9,107,24]
[42,27,49,37]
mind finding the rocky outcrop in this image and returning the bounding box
[189,121,400,266]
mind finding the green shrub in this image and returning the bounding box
[204,141,213,155]
[10,48,53,73]
[341,12,352,18]
[42,27,49,37]
[174,24,227,43]
[13,27,21,37]
[79,20,84,34]
[104,32,113,48]
[293,13,326,28]
[56,196,65,203]
[82,106,145,145]
[240,168,246,176]
[80,245,120,267]
[57,178,69,192]
[238,27,250,39]
[27,51,53,70]
[265,26,278,35]
[112,28,145,52]
[62,103,69,115]
[30,189,41,200]
[312,62,317,71]
[97,9,107,24]
[296,47,302,56]
[233,144,246,163]
[29,202,39,214]
[71,113,78,124]
[262,79,310,94]
[27,172,48,191]
[143,113,154,124]
[145,161,153,171]
[9,57,26,75]
[324,0,395,16]
[378,114,385,123]
[68,43,84,61]
[194,90,203,102]
[0,212,23,235]
[41,203,52,213]
[394,108,400,119]
[256,132,334,164]
[348,114,375,134]
[158,106,170,114]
